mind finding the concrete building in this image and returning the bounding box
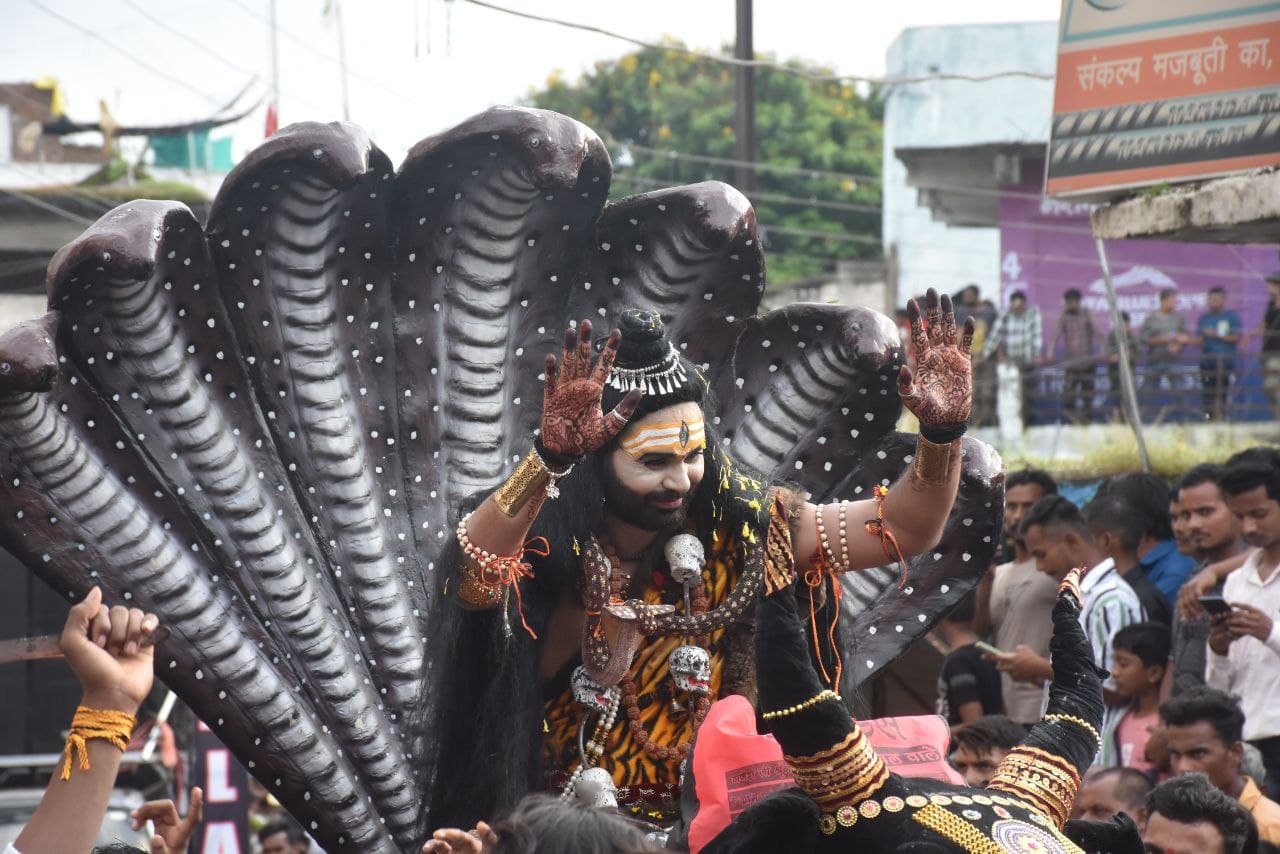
[882,22,1057,307]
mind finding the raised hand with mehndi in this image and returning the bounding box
[898,288,975,439]
[540,319,643,461]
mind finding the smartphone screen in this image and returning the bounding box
[1199,595,1231,616]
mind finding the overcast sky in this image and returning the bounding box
[3,0,1061,164]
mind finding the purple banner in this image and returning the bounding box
[999,193,1277,360]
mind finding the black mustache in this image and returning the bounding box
[650,492,686,503]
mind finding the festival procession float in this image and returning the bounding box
[0,107,1007,852]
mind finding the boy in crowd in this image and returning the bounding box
[947,715,1027,788]
[1211,453,1280,801]
[1107,622,1171,771]
[934,591,1003,730]
[1160,689,1280,845]
[972,468,1061,726]
[1143,773,1259,854]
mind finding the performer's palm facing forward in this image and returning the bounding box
[541,320,643,459]
[899,288,975,429]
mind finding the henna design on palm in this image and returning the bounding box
[541,319,642,459]
[898,288,975,430]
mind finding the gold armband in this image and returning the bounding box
[912,434,955,486]
[493,447,573,517]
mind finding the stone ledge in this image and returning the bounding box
[1090,169,1280,243]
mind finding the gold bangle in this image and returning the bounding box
[1044,713,1102,749]
[493,447,570,516]
[457,563,503,607]
[762,689,842,720]
[912,434,955,486]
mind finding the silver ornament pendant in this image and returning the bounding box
[668,644,712,695]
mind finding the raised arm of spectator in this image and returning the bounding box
[13,587,158,854]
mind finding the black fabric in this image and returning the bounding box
[699,787,819,854]
[1062,813,1145,854]
[706,576,1108,852]
[1121,565,1172,627]
[1263,301,1280,354]
[936,644,1004,725]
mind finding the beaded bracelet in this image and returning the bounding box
[762,689,842,721]
[1044,713,1102,750]
[455,511,547,638]
[837,504,850,568]
[814,506,840,569]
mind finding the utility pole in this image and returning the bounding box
[267,0,281,132]
[334,0,352,121]
[1095,237,1152,471]
[733,0,757,195]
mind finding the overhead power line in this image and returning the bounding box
[224,0,423,108]
[459,0,1054,85]
[121,0,334,116]
[0,187,97,226]
[26,0,233,109]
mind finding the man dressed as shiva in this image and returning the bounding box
[430,289,975,831]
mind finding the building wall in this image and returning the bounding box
[882,22,1057,308]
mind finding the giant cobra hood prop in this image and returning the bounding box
[0,107,1002,851]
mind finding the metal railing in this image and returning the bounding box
[970,354,1276,427]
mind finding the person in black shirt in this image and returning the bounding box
[1252,274,1280,420]
[935,591,1004,730]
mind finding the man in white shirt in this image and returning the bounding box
[994,495,1145,752]
[1209,454,1280,800]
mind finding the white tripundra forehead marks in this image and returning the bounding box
[620,417,706,459]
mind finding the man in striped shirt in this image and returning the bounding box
[991,495,1145,756]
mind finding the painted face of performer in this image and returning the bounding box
[604,401,707,532]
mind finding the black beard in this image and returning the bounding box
[602,461,692,532]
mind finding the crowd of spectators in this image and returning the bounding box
[942,448,1280,851]
[901,276,1280,428]
[12,444,1280,854]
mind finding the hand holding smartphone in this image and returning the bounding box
[1198,595,1232,616]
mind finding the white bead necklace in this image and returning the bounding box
[559,688,621,802]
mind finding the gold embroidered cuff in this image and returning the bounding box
[912,434,955,486]
[494,448,553,517]
[987,745,1081,828]
[785,727,890,810]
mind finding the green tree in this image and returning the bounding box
[526,44,883,287]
